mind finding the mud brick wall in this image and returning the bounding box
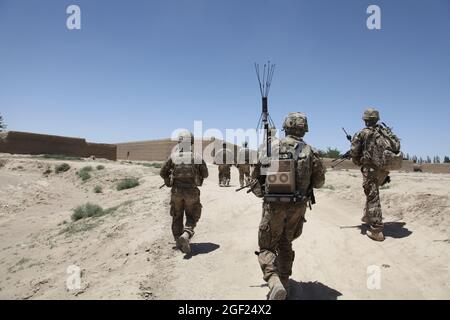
[85,143,117,161]
[117,139,178,161]
[117,138,240,163]
[0,131,116,161]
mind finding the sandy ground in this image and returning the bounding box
[0,154,449,300]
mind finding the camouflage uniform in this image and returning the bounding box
[351,128,389,227]
[350,108,395,241]
[236,164,251,187]
[237,143,252,187]
[160,131,209,253]
[218,164,231,186]
[251,113,326,299]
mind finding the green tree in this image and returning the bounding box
[444,156,450,163]
[324,147,341,159]
[0,114,6,132]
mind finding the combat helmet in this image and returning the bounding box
[177,130,194,145]
[362,108,380,122]
[282,112,309,135]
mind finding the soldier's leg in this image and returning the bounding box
[362,168,384,241]
[238,167,245,187]
[244,166,251,184]
[218,166,224,186]
[258,203,288,300]
[258,203,286,280]
[184,188,202,238]
[177,188,201,254]
[225,165,231,186]
[170,192,185,241]
[277,204,307,289]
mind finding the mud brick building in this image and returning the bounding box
[0,131,117,161]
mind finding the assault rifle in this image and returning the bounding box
[235,179,258,193]
[331,128,352,168]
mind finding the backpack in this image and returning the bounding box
[363,125,403,170]
[263,137,314,203]
[171,151,203,186]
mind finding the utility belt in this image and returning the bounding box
[263,193,310,204]
[173,181,197,189]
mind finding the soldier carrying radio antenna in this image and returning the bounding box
[350,108,402,242]
[250,112,326,300]
[160,130,209,254]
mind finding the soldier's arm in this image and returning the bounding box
[311,150,326,189]
[251,162,261,179]
[159,157,173,179]
[248,162,264,197]
[199,160,209,179]
[350,131,364,166]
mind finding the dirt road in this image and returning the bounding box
[0,156,449,299]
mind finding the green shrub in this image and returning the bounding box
[77,170,91,181]
[96,165,105,170]
[116,178,140,191]
[77,166,93,181]
[94,185,103,193]
[71,203,105,221]
[55,163,71,173]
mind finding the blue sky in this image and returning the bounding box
[0,0,449,158]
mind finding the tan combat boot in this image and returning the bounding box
[267,275,287,300]
[177,231,192,254]
[366,226,385,242]
[361,215,370,225]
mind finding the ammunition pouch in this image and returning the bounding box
[263,190,312,204]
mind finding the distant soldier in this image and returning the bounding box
[236,142,251,188]
[218,164,231,187]
[160,131,209,254]
[216,143,233,187]
[350,108,402,242]
[250,112,326,300]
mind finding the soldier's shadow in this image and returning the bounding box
[287,280,342,300]
[183,242,220,260]
[359,222,412,239]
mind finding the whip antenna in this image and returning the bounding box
[255,61,276,157]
